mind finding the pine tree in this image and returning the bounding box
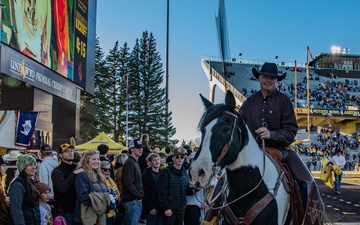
[127,31,176,148]
[80,37,112,141]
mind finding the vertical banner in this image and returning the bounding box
[73,0,89,87]
[15,111,39,147]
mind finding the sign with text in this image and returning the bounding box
[73,0,89,87]
[0,45,78,103]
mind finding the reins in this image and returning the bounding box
[201,112,268,210]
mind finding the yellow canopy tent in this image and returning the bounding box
[75,132,126,155]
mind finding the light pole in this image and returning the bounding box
[165,0,170,146]
[239,53,242,63]
[274,55,278,64]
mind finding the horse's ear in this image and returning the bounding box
[200,94,213,110]
[225,90,236,110]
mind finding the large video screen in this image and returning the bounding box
[0,0,89,89]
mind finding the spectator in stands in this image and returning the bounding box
[52,143,83,225]
[98,144,115,179]
[74,149,109,225]
[114,152,128,194]
[101,160,119,225]
[35,182,53,225]
[159,147,192,225]
[0,155,10,224]
[142,153,164,225]
[38,144,58,198]
[331,150,346,195]
[8,154,40,225]
[122,139,144,225]
[139,134,152,172]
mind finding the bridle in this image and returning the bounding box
[214,110,242,166]
[204,110,268,210]
[200,110,287,224]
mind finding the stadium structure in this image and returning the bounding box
[0,1,97,151]
[202,52,360,140]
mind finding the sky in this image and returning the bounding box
[96,0,360,143]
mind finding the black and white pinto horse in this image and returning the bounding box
[190,91,291,225]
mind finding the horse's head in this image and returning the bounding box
[190,91,249,189]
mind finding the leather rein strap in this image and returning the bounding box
[224,170,285,225]
[215,111,242,165]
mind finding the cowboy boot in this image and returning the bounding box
[283,151,325,225]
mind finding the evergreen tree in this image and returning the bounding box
[80,37,112,141]
[127,31,176,147]
[105,41,128,142]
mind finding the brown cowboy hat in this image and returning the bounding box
[252,62,286,82]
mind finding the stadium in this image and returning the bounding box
[202,52,360,138]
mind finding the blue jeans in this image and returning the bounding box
[334,171,343,192]
[63,213,74,225]
[146,213,163,225]
[123,200,142,225]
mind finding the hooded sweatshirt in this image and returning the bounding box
[38,156,58,198]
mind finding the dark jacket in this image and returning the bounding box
[121,156,144,202]
[9,176,40,225]
[74,172,109,223]
[159,163,192,212]
[51,162,77,213]
[142,167,163,213]
[240,89,298,147]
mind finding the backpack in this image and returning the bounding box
[53,216,68,225]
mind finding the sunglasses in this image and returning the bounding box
[175,155,185,159]
[101,168,111,172]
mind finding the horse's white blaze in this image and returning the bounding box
[190,119,218,188]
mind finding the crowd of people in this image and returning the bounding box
[0,136,203,225]
[294,128,360,172]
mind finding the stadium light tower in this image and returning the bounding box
[165,0,170,145]
[331,46,350,54]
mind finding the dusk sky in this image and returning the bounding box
[96,0,360,143]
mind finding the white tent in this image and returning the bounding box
[0,111,24,149]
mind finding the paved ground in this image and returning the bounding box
[315,177,360,224]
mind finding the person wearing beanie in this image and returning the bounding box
[35,182,53,225]
[0,155,10,224]
[8,154,41,225]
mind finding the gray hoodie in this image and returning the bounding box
[38,156,58,197]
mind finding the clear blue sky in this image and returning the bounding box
[96,0,360,143]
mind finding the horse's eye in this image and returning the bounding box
[223,127,230,132]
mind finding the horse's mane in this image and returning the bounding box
[197,104,229,130]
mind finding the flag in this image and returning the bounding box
[320,158,333,188]
[307,46,314,60]
[15,111,39,147]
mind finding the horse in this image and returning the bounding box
[189,91,291,225]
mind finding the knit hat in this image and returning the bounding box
[35,182,51,194]
[16,154,37,173]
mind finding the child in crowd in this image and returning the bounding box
[36,182,53,225]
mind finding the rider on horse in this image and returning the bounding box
[202,62,325,225]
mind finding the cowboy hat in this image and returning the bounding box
[5,150,21,162]
[252,62,286,82]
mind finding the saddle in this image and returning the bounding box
[202,147,304,225]
[265,147,304,225]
